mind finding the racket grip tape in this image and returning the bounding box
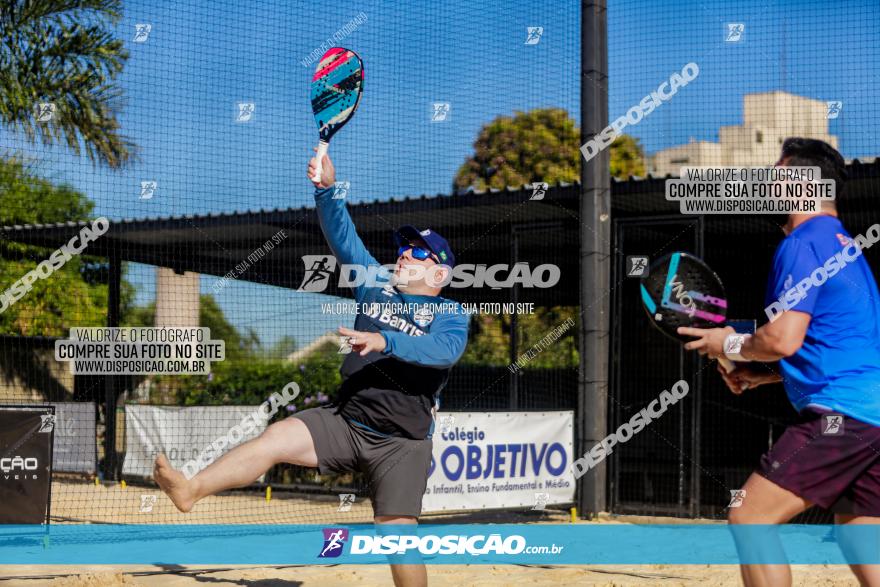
[311,140,329,184]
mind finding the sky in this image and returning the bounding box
[6,0,878,349]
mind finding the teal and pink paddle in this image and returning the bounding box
[309,47,364,183]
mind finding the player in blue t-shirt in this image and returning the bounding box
[679,138,880,586]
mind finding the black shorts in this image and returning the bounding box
[294,406,432,518]
[757,409,880,516]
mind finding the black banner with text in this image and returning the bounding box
[0,407,54,524]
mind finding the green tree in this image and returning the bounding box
[0,158,107,336]
[122,294,261,362]
[610,135,646,179]
[454,108,593,369]
[460,314,509,366]
[461,308,578,369]
[0,0,134,167]
[119,299,154,330]
[453,108,646,191]
[174,352,343,408]
[454,108,579,191]
[199,295,261,361]
[0,158,93,225]
[267,334,298,359]
[123,293,312,406]
[513,307,578,368]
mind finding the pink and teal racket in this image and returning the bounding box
[309,47,364,183]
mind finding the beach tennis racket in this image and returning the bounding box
[310,47,364,183]
[638,252,735,372]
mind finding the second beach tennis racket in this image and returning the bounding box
[310,47,364,183]
[639,252,735,372]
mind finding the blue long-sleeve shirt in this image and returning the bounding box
[314,186,469,438]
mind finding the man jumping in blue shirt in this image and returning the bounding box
[680,138,880,586]
[154,152,469,587]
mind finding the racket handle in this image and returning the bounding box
[311,140,329,184]
[718,356,736,373]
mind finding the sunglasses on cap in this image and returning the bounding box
[397,244,439,263]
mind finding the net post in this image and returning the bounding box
[509,227,520,410]
[578,0,610,519]
[102,250,122,481]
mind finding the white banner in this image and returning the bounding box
[422,411,575,512]
[50,402,97,474]
[122,405,266,478]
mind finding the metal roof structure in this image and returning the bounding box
[1,158,877,306]
[0,181,581,305]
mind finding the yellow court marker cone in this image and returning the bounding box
[120,480,127,489]
[266,486,272,502]
[95,477,100,487]
[570,507,577,523]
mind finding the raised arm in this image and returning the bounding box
[308,154,379,268]
[313,185,380,269]
[308,155,389,300]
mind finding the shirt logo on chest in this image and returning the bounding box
[362,302,425,337]
[414,307,434,327]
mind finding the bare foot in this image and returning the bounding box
[153,454,196,513]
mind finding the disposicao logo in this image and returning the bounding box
[318,528,349,558]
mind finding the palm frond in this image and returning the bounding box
[0,0,133,168]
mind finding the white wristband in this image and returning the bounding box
[723,333,751,362]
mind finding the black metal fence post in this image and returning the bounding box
[102,251,121,481]
[579,0,610,518]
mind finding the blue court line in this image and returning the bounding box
[2,524,879,565]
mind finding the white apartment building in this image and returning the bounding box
[650,91,838,176]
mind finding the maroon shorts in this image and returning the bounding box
[758,409,880,516]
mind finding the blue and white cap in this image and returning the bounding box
[393,225,456,267]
